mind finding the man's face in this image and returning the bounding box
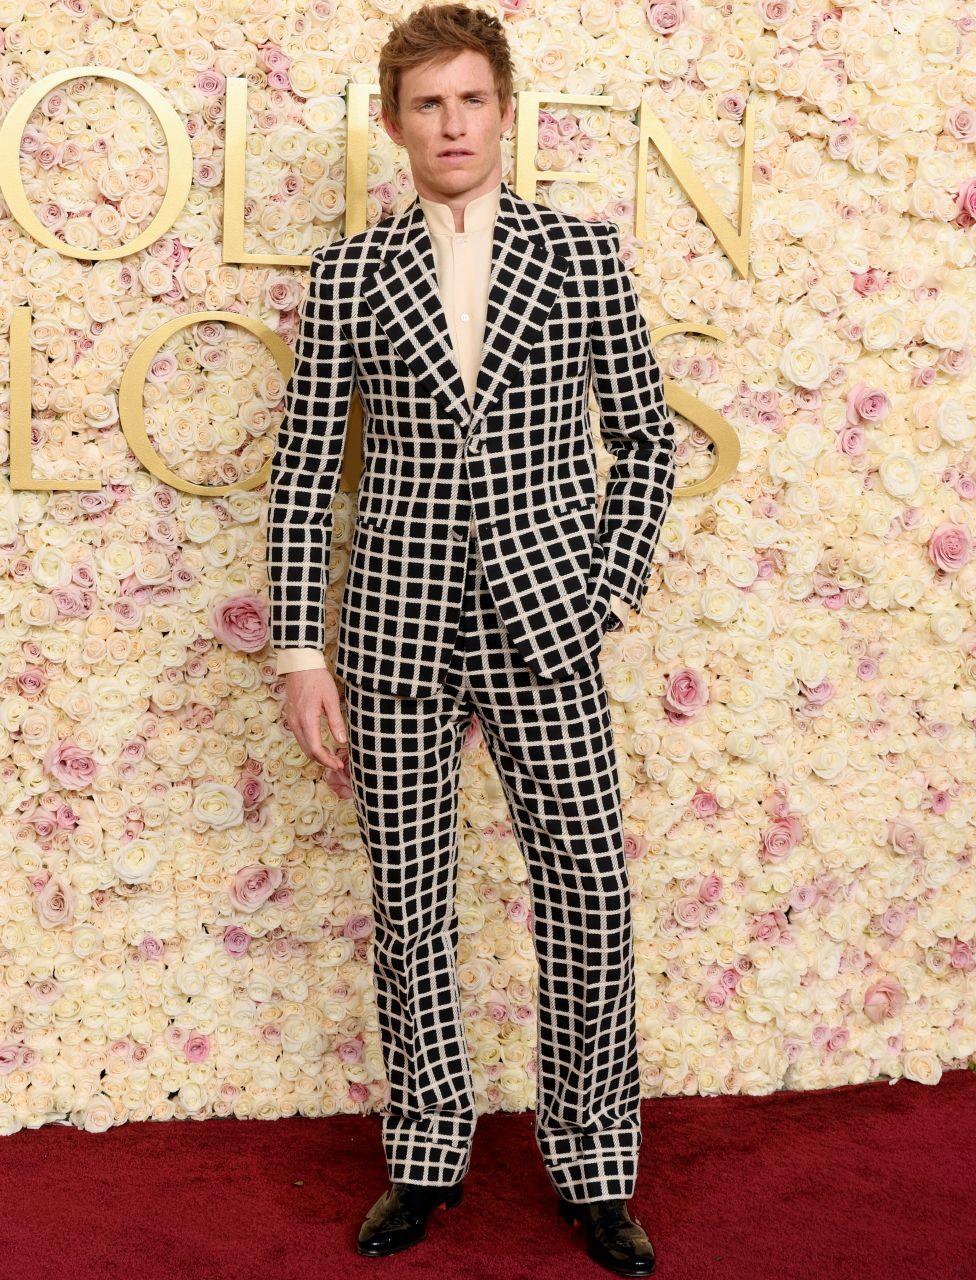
[382,49,514,203]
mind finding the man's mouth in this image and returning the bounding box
[440,150,472,157]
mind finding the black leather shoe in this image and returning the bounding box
[557,1195,656,1276]
[356,1180,464,1257]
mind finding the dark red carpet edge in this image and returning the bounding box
[1,1069,973,1280]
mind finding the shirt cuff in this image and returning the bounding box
[276,648,328,675]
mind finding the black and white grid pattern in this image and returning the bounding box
[266,179,676,697]
[343,529,642,1202]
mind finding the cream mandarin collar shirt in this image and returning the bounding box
[276,180,628,675]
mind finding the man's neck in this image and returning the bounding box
[414,172,503,232]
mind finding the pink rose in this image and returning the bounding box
[44,739,98,789]
[698,873,722,903]
[623,832,649,861]
[237,773,268,809]
[718,92,745,122]
[929,789,950,815]
[673,896,703,927]
[337,1037,364,1064]
[195,70,225,98]
[343,913,373,939]
[184,1033,211,1063]
[210,592,270,652]
[927,521,972,572]
[845,381,889,424]
[783,1036,804,1063]
[788,883,818,911]
[30,977,60,1003]
[17,667,46,694]
[0,1044,24,1075]
[662,668,708,721]
[881,908,906,937]
[800,678,834,706]
[752,911,786,944]
[223,925,251,956]
[954,177,976,228]
[942,109,973,142]
[886,816,923,857]
[762,816,802,860]
[691,790,718,818]
[837,424,866,456]
[35,874,74,928]
[863,978,906,1023]
[644,0,689,35]
[851,267,888,296]
[139,935,164,959]
[229,864,283,913]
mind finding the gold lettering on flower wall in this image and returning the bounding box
[2,69,752,497]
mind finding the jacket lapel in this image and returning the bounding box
[361,180,568,434]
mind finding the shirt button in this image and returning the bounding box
[460,312,469,322]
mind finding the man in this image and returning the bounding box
[266,4,675,1274]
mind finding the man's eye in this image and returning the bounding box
[419,98,483,108]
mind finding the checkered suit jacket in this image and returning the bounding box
[267,179,676,697]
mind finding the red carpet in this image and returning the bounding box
[2,1070,973,1279]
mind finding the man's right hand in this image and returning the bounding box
[283,667,347,769]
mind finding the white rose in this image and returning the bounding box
[779,338,829,389]
[191,781,244,830]
[97,540,136,579]
[861,307,902,351]
[807,743,848,781]
[935,396,972,444]
[183,509,222,544]
[699,584,740,624]
[878,454,920,499]
[922,300,969,350]
[78,1093,116,1133]
[930,609,964,644]
[902,1050,942,1085]
[112,840,162,884]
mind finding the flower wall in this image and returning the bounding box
[1,0,975,1135]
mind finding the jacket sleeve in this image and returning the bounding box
[586,222,676,612]
[266,245,356,658]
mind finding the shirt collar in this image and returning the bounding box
[418,181,501,236]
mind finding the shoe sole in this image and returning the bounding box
[357,1183,464,1257]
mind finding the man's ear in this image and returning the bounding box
[381,108,402,145]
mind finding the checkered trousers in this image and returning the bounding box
[343,528,642,1203]
[266,180,676,697]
